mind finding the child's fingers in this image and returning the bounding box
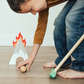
[17,61,26,69]
[27,63,31,71]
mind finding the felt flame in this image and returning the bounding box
[13,33,26,47]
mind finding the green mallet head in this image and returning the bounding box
[49,68,57,78]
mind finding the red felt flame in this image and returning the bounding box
[13,33,26,47]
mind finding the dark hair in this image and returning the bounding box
[7,0,26,12]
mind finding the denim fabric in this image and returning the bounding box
[53,0,84,71]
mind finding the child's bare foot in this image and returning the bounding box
[43,62,56,68]
[43,62,71,68]
[57,69,84,79]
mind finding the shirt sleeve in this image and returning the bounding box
[33,8,49,44]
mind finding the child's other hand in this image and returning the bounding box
[17,56,35,71]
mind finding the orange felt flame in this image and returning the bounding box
[13,33,26,47]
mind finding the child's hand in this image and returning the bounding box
[17,56,35,71]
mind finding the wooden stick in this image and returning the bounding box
[54,34,84,72]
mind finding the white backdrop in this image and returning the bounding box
[0,0,67,46]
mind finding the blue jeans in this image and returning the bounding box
[54,0,84,71]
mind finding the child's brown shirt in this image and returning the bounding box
[34,0,67,44]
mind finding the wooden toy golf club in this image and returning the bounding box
[49,34,84,78]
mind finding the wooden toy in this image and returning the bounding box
[9,33,28,65]
[49,34,84,78]
[20,66,27,73]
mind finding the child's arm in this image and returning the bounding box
[18,43,40,71]
[18,8,49,70]
[34,8,49,44]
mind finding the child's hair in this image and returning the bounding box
[7,0,27,12]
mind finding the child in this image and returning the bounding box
[7,0,84,78]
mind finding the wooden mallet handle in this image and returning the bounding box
[54,34,84,72]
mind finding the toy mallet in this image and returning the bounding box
[49,34,84,78]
